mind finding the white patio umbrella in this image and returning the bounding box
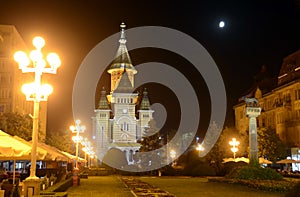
[222,157,248,163]
[276,159,299,164]
[223,157,272,164]
[259,157,272,164]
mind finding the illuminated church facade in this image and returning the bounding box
[92,23,154,164]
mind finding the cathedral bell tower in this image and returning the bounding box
[93,23,154,165]
[107,23,137,95]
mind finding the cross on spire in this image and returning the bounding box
[119,22,126,44]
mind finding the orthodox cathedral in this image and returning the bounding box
[92,23,154,164]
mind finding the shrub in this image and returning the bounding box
[183,163,216,176]
[219,161,247,176]
[226,166,283,180]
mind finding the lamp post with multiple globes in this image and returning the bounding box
[69,119,85,170]
[170,149,176,166]
[196,143,205,152]
[81,138,95,168]
[14,36,61,179]
[229,138,240,159]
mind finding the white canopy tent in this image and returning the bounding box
[61,151,86,162]
[0,130,81,182]
[0,130,49,161]
[0,130,48,183]
[36,142,69,162]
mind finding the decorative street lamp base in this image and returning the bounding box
[25,176,40,180]
[23,178,41,197]
[73,168,80,186]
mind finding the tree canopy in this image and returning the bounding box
[46,129,73,153]
[139,119,162,152]
[138,119,163,168]
[257,127,287,162]
[0,112,32,140]
[206,126,287,165]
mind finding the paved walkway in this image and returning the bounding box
[120,176,175,196]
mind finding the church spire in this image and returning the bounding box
[108,22,136,71]
[98,87,110,110]
[119,22,126,44]
[139,89,151,110]
[107,23,137,93]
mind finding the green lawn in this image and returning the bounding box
[139,176,287,197]
[67,176,133,197]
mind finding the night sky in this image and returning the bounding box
[1,1,299,138]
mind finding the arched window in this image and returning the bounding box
[129,150,133,162]
[121,122,129,131]
[121,133,128,141]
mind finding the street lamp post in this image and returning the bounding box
[81,138,94,168]
[170,149,176,166]
[89,154,95,167]
[81,138,88,168]
[229,138,240,159]
[196,143,204,152]
[14,36,60,179]
[196,143,205,158]
[70,119,85,170]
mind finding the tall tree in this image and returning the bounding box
[239,127,287,162]
[138,119,163,169]
[204,127,245,174]
[206,127,244,159]
[0,112,32,140]
[46,129,73,153]
[257,127,287,162]
[139,119,162,152]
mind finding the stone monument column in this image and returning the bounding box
[245,98,261,165]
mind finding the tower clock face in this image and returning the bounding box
[123,109,128,114]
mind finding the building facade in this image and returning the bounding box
[92,23,154,164]
[234,50,300,161]
[0,25,47,141]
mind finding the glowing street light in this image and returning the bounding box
[229,138,240,159]
[170,149,176,159]
[70,119,85,170]
[196,143,205,152]
[169,149,176,166]
[14,36,60,180]
[89,153,95,167]
[81,138,95,168]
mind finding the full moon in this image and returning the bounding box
[219,21,225,28]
